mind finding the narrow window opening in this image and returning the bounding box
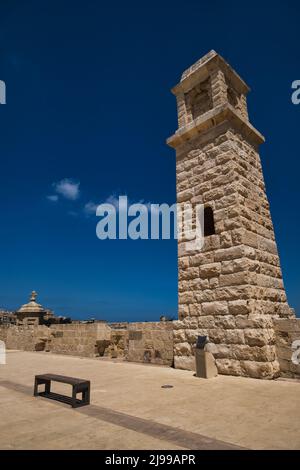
[204,206,215,237]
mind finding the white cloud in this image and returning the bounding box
[68,210,78,217]
[47,195,59,202]
[83,201,98,216]
[84,194,158,218]
[103,194,157,213]
[53,178,80,200]
[105,194,129,213]
[104,195,164,218]
[105,194,120,208]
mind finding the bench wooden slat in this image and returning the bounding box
[35,373,89,386]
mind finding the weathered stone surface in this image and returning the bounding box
[173,329,186,343]
[235,314,274,329]
[178,304,189,319]
[244,329,275,347]
[199,263,221,278]
[228,300,250,315]
[34,341,47,352]
[214,315,236,329]
[185,329,201,344]
[195,350,218,378]
[231,345,276,362]
[169,51,295,379]
[173,320,186,330]
[241,361,277,380]
[202,301,228,316]
[215,359,243,376]
[184,318,199,329]
[209,329,245,345]
[189,253,214,267]
[219,272,249,287]
[221,258,253,274]
[174,342,192,356]
[174,355,195,371]
[215,246,245,262]
[205,342,231,358]
[220,232,232,248]
[196,315,216,328]
[209,277,219,289]
[189,304,202,316]
[0,321,174,367]
[274,318,300,379]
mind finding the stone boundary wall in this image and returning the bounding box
[0,321,173,366]
[0,325,50,352]
[2,319,300,377]
[127,322,173,366]
[274,319,300,379]
[50,323,111,357]
[0,323,111,357]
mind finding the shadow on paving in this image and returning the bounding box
[0,379,246,450]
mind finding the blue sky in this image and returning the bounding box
[0,0,299,320]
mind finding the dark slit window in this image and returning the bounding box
[204,206,215,237]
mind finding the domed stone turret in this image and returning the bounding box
[16,291,53,326]
[18,291,44,314]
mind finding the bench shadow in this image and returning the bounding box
[37,391,85,407]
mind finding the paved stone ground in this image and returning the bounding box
[0,351,300,450]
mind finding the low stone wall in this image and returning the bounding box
[49,323,111,357]
[274,319,300,379]
[2,319,300,377]
[0,321,173,366]
[0,325,50,351]
[127,322,174,366]
[0,323,111,356]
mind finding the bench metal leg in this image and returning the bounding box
[82,386,90,405]
[34,378,51,396]
[34,377,39,396]
[45,380,51,395]
[72,384,90,407]
[72,386,77,408]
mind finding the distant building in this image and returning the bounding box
[0,310,16,326]
[0,291,72,327]
[16,291,56,326]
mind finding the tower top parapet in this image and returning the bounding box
[167,50,264,149]
[172,50,249,96]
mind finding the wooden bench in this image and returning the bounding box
[34,373,90,408]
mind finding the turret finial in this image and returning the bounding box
[30,291,37,302]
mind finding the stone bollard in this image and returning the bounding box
[194,336,218,379]
[195,349,218,379]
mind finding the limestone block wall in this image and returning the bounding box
[126,322,174,366]
[174,128,294,379]
[100,324,129,359]
[0,325,50,351]
[49,323,111,357]
[2,320,300,378]
[274,319,300,379]
[0,323,111,357]
[168,50,295,380]
[0,321,174,366]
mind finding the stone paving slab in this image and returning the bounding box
[0,351,300,450]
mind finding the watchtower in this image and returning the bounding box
[168,51,294,379]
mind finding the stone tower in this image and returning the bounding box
[167,51,294,379]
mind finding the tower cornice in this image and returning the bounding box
[167,102,265,149]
